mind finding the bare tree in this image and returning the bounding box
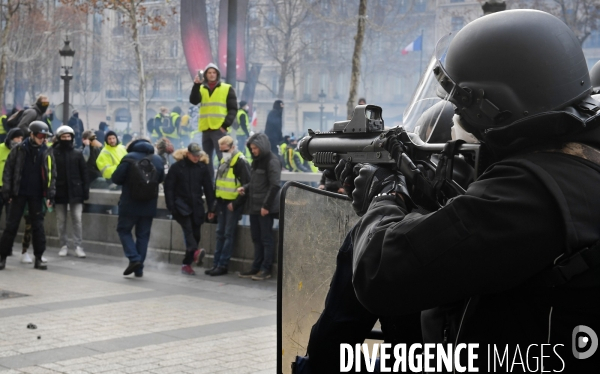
[255,0,309,99]
[347,0,367,119]
[61,0,176,133]
[510,0,600,45]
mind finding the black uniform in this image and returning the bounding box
[352,140,600,371]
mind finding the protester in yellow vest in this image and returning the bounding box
[233,101,250,149]
[0,114,7,142]
[287,139,311,173]
[166,106,182,143]
[207,135,251,276]
[96,131,127,180]
[179,109,192,146]
[189,63,238,180]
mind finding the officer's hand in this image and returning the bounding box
[352,164,411,216]
[334,159,355,199]
[318,184,325,190]
[227,203,234,211]
[261,208,269,216]
[207,212,215,221]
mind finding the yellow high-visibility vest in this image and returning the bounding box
[215,151,242,200]
[152,114,162,138]
[0,143,10,186]
[0,115,6,135]
[164,112,180,139]
[236,110,248,136]
[198,83,231,132]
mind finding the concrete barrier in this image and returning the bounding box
[0,189,280,275]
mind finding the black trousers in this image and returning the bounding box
[0,196,46,260]
[174,213,201,265]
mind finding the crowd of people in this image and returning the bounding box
[0,63,310,282]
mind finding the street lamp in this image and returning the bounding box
[318,89,326,132]
[59,37,75,125]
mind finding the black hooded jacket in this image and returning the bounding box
[241,133,281,214]
[264,100,283,154]
[52,140,89,204]
[351,130,600,371]
[2,137,56,202]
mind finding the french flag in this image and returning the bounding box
[402,35,423,55]
[251,110,258,127]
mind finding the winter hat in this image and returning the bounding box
[105,130,119,145]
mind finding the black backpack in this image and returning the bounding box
[5,109,26,130]
[160,116,175,134]
[123,155,159,201]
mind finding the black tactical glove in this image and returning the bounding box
[351,163,412,216]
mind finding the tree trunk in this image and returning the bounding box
[347,0,367,119]
[130,8,146,135]
[278,57,288,99]
[0,6,15,111]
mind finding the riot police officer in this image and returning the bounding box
[341,10,600,372]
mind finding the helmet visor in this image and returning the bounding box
[402,54,444,132]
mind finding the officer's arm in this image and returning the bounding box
[189,83,201,105]
[352,163,564,316]
[222,87,238,130]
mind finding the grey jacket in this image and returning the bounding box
[242,133,281,214]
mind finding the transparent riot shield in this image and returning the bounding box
[277,182,359,374]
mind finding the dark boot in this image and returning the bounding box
[34,258,47,270]
[0,257,6,270]
[210,267,228,276]
[123,261,142,276]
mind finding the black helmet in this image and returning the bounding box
[29,121,51,135]
[590,60,600,94]
[414,100,454,143]
[434,10,598,147]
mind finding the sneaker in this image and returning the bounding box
[123,261,142,276]
[204,267,216,275]
[75,246,86,258]
[210,267,228,276]
[58,246,68,257]
[194,248,205,266]
[252,271,272,281]
[238,269,260,278]
[181,265,195,275]
[34,259,47,270]
[41,256,48,263]
[20,252,33,264]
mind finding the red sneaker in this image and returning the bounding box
[181,265,196,276]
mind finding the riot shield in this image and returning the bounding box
[277,182,359,374]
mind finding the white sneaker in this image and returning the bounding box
[75,246,86,258]
[41,256,48,263]
[58,246,68,257]
[20,252,33,264]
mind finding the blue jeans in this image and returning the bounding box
[213,200,242,269]
[249,213,275,272]
[117,215,153,273]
